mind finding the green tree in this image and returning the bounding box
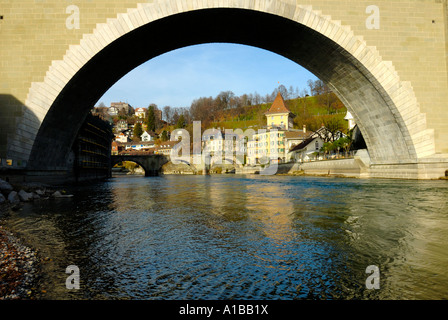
[161,130,169,141]
[146,105,156,132]
[133,122,143,140]
[176,114,186,128]
[321,141,336,155]
[334,136,352,153]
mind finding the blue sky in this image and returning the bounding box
[96,43,318,109]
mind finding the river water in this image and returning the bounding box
[2,174,448,300]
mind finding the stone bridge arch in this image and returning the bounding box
[111,155,169,176]
[2,0,448,179]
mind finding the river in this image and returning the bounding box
[1,174,447,300]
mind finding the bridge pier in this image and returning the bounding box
[144,169,159,177]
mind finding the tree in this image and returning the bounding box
[163,106,172,124]
[271,85,289,100]
[216,91,235,110]
[152,104,162,130]
[133,122,143,140]
[176,114,186,129]
[288,85,297,100]
[146,105,156,132]
[313,116,345,143]
[161,130,169,141]
[321,141,336,156]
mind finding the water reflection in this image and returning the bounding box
[1,175,447,300]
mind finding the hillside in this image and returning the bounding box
[207,93,348,133]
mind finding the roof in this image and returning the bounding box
[119,141,155,146]
[284,131,309,140]
[156,141,178,148]
[289,136,318,153]
[141,131,157,136]
[265,92,293,115]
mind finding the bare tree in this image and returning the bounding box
[163,105,172,124]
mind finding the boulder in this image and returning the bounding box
[8,191,20,204]
[52,191,62,198]
[18,190,34,202]
[52,191,74,198]
[0,178,13,194]
[0,193,5,204]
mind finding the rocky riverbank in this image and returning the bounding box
[0,224,40,300]
[0,178,73,300]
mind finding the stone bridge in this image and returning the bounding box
[111,154,169,176]
[1,0,448,179]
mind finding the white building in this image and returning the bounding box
[124,141,155,151]
[202,130,247,165]
[141,131,155,142]
[108,106,119,116]
[287,135,325,162]
[115,133,131,143]
[345,111,356,131]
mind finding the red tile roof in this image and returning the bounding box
[265,92,293,115]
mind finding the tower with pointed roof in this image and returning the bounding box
[265,92,295,130]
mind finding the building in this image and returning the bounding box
[73,113,113,181]
[202,130,247,165]
[115,132,131,143]
[265,92,295,131]
[288,135,325,162]
[108,106,119,116]
[287,126,348,162]
[111,141,120,155]
[344,111,356,131]
[284,129,309,152]
[247,92,302,165]
[111,102,134,115]
[141,131,156,142]
[124,141,155,152]
[109,102,134,116]
[247,131,287,165]
[154,141,178,156]
[135,107,147,119]
[116,119,128,132]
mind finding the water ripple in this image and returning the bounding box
[2,175,448,299]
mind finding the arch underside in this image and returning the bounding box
[111,156,162,176]
[111,158,146,171]
[25,7,426,171]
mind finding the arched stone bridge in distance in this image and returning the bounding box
[1,0,448,180]
[111,154,170,177]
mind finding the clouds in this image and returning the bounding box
[97,43,317,109]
